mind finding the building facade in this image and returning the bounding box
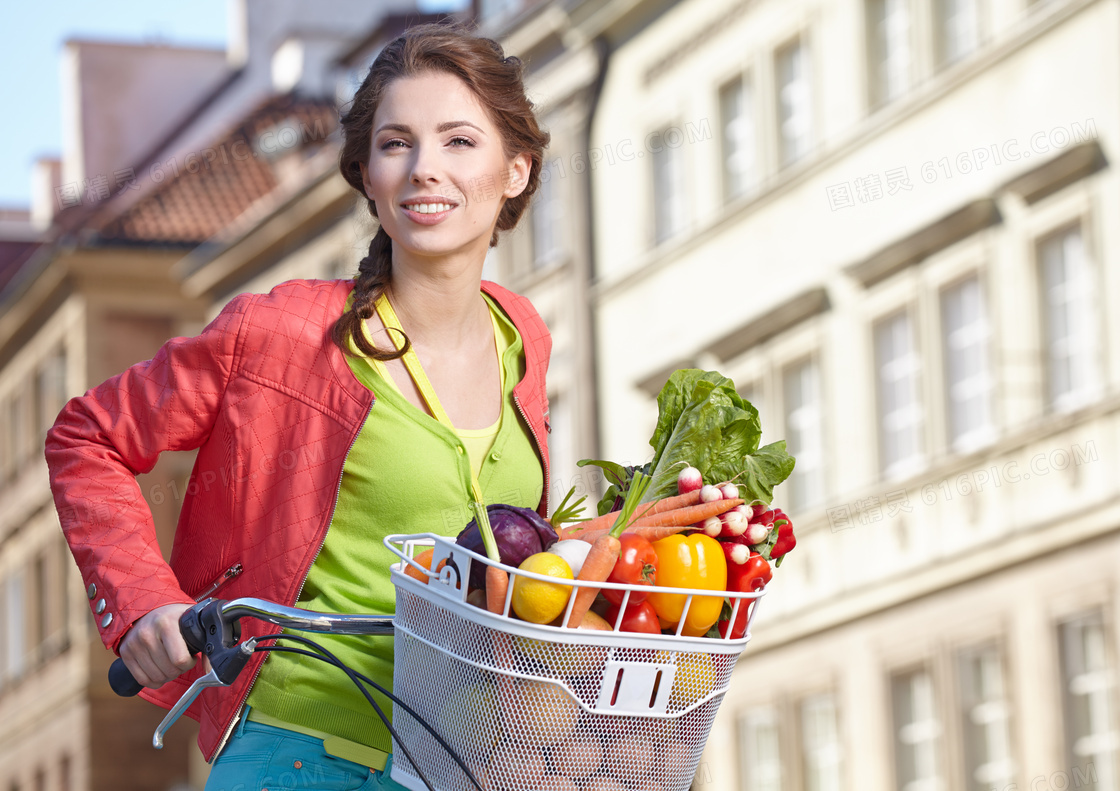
[589,0,1120,789]
[0,4,451,789]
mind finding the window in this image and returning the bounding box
[7,383,33,479]
[740,706,783,791]
[547,393,575,506]
[867,0,911,107]
[60,755,72,791]
[478,0,529,24]
[958,644,1015,791]
[1039,224,1100,412]
[875,310,924,478]
[802,693,843,791]
[3,573,27,682]
[783,359,825,510]
[37,346,68,437]
[775,37,812,167]
[935,0,979,66]
[1059,611,1119,791]
[719,74,758,201]
[892,668,942,791]
[33,554,47,654]
[652,125,687,245]
[941,277,994,452]
[531,169,564,268]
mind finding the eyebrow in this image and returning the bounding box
[375,121,486,136]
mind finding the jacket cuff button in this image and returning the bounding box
[95,599,106,615]
[87,583,97,599]
[100,613,113,629]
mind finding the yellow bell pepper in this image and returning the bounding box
[647,533,728,636]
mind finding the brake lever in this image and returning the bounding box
[153,599,253,748]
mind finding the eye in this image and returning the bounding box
[450,136,476,147]
[380,139,406,150]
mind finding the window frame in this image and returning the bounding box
[774,34,814,168]
[890,663,945,791]
[649,119,689,248]
[872,304,927,480]
[781,354,828,512]
[1034,217,1102,415]
[938,272,996,455]
[719,70,760,204]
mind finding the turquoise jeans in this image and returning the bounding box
[204,708,408,791]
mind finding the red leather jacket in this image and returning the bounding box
[44,278,552,761]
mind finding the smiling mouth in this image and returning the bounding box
[400,202,457,214]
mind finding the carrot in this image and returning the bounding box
[486,565,509,615]
[569,498,745,544]
[632,497,743,528]
[565,534,622,628]
[558,489,703,539]
[563,472,654,628]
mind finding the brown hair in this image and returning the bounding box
[332,20,551,360]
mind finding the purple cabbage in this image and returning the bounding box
[455,504,559,590]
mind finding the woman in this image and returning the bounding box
[45,21,552,790]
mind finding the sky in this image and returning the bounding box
[0,1,467,209]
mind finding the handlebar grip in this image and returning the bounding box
[109,657,145,697]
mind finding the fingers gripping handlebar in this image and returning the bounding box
[108,599,242,697]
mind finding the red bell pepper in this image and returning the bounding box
[717,543,771,639]
[770,510,796,560]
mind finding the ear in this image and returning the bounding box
[359,161,374,200]
[501,151,533,200]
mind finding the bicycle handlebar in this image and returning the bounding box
[108,598,395,697]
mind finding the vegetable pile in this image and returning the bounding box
[439,369,797,639]
[409,369,797,790]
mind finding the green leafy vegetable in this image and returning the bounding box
[579,369,795,514]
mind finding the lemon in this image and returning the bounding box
[511,552,573,624]
[657,650,718,705]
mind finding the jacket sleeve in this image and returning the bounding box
[44,293,253,653]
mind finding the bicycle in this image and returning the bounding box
[110,534,765,791]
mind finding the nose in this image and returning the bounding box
[409,142,439,186]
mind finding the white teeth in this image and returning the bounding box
[405,203,453,213]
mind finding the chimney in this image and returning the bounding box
[31,158,64,231]
[271,34,341,96]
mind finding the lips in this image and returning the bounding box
[400,202,456,225]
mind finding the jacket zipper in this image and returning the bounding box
[210,398,374,762]
[513,393,550,516]
[195,563,243,602]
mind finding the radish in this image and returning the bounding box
[699,485,722,504]
[697,516,722,537]
[746,521,770,545]
[751,508,775,526]
[721,540,751,565]
[718,509,748,538]
[677,466,703,494]
[719,483,739,500]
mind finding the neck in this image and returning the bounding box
[385,246,489,348]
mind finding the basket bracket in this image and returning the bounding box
[594,659,677,716]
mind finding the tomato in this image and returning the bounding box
[603,532,658,606]
[604,600,661,634]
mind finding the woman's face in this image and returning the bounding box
[360,71,530,263]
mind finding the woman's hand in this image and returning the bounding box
[118,602,197,688]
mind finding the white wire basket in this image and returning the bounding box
[383,533,764,791]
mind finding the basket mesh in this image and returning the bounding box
[390,583,742,791]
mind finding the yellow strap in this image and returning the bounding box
[246,708,388,771]
[373,291,492,507]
